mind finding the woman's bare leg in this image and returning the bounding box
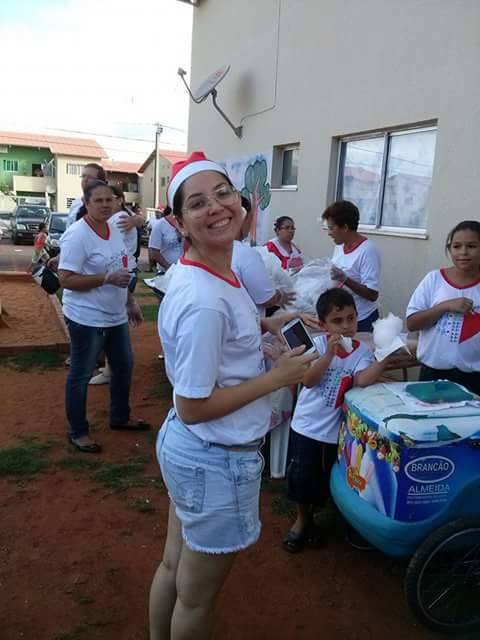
[171,545,237,640]
[149,502,183,639]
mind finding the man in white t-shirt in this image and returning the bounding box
[66,163,107,228]
[322,200,382,332]
[284,288,388,553]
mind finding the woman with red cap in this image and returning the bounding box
[149,152,316,639]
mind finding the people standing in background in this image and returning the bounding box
[406,220,480,395]
[265,216,304,271]
[58,180,149,453]
[322,200,381,333]
[30,222,49,270]
[148,206,183,273]
[66,163,107,228]
[89,185,144,386]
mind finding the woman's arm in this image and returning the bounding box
[58,269,131,291]
[176,347,317,425]
[343,276,378,302]
[148,248,171,271]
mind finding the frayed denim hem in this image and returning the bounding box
[181,525,261,555]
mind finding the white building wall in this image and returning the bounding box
[55,156,102,211]
[187,0,480,317]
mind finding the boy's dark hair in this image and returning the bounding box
[38,222,47,232]
[445,220,480,253]
[321,200,360,231]
[316,288,357,321]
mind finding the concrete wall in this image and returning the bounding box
[55,155,100,211]
[139,154,172,209]
[187,0,480,318]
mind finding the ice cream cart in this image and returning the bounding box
[331,381,480,635]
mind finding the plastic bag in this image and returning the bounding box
[253,246,294,293]
[144,264,177,295]
[287,258,334,314]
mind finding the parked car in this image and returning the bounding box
[46,212,68,242]
[11,205,51,244]
[0,211,13,239]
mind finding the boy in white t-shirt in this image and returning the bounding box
[283,288,389,553]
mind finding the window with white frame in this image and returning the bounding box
[66,163,84,176]
[272,143,299,188]
[336,125,437,232]
[3,159,18,172]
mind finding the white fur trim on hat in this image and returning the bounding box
[167,160,228,207]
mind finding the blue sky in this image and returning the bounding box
[0,0,192,160]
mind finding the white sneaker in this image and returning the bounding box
[89,370,111,385]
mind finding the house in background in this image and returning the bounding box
[138,149,187,209]
[0,131,106,211]
[103,159,141,205]
[183,0,479,317]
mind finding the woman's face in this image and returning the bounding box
[177,171,242,249]
[86,186,114,222]
[326,219,349,245]
[276,219,295,243]
[449,229,480,273]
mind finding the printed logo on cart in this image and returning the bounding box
[405,456,455,484]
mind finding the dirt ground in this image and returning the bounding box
[0,283,441,640]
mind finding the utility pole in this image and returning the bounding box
[153,122,164,208]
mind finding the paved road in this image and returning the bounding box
[0,237,151,272]
[0,238,34,271]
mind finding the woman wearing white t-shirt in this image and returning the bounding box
[407,220,480,395]
[322,200,382,332]
[265,216,304,271]
[59,181,149,453]
[148,208,183,272]
[149,152,316,639]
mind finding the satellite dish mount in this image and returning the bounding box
[178,65,242,139]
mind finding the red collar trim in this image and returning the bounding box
[440,268,480,290]
[327,335,360,359]
[343,237,367,255]
[83,217,110,240]
[180,256,241,288]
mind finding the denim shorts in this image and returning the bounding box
[157,410,265,554]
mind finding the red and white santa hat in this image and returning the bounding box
[167,151,228,208]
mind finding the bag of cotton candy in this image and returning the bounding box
[286,258,334,314]
[373,313,408,361]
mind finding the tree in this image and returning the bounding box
[240,157,271,245]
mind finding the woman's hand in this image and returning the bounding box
[278,290,296,307]
[104,270,131,288]
[127,300,143,327]
[270,346,318,387]
[47,255,60,272]
[330,265,347,283]
[116,214,141,232]
[442,297,474,314]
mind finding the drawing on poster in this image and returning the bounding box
[220,152,272,244]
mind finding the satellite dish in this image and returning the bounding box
[193,65,231,102]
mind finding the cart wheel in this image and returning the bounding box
[405,518,480,634]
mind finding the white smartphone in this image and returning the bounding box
[281,318,317,354]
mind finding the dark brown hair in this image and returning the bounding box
[322,200,360,231]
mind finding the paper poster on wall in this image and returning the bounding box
[220,152,272,245]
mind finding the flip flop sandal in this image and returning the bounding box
[282,528,310,553]
[110,419,150,431]
[68,436,102,453]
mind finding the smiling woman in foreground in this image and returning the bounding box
[149,152,316,640]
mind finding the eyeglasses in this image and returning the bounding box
[182,185,238,215]
[279,225,296,231]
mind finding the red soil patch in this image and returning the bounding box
[0,317,437,640]
[0,272,69,353]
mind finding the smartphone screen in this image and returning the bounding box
[282,320,315,351]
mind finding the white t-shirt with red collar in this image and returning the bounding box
[232,240,275,309]
[158,256,272,446]
[148,216,183,266]
[332,238,381,321]
[291,335,375,443]
[59,218,129,327]
[406,269,480,372]
[265,237,304,270]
